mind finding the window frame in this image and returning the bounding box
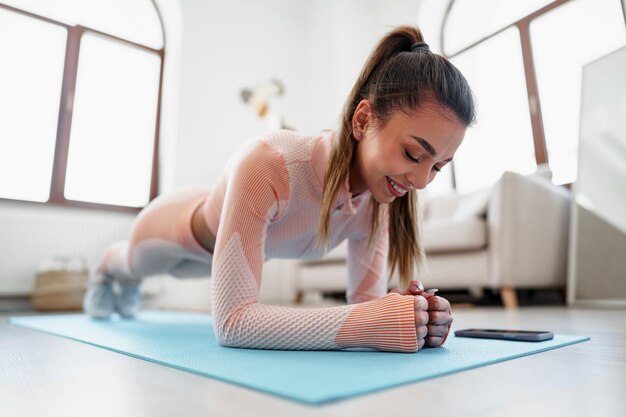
[441,0,572,189]
[0,2,164,213]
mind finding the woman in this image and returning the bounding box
[84,25,476,353]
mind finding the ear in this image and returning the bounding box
[352,99,372,140]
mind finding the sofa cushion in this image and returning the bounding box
[422,218,487,253]
[452,187,491,221]
[423,193,462,221]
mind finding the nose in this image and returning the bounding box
[406,166,433,190]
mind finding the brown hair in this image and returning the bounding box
[317,25,476,288]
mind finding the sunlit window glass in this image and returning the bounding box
[530,0,626,185]
[444,0,553,55]
[450,26,536,193]
[0,9,66,202]
[64,33,161,207]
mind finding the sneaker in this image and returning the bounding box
[83,281,115,319]
[115,281,142,319]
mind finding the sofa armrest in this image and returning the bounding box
[487,171,571,287]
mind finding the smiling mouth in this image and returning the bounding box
[386,176,408,196]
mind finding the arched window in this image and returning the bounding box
[0,0,164,211]
[419,0,626,193]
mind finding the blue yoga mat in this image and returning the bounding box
[9,311,589,405]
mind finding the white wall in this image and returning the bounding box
[172,0,422,188]
[173,0,324,187]
[0,202,135,295]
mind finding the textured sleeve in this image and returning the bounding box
[346,210,390,304]
[211,141,418,352]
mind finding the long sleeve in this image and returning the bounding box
[211,140,418,352]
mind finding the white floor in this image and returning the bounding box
[1,303,625,417]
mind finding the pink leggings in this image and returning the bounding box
[94,186,214,283]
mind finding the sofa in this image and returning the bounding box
[293,170,571,308]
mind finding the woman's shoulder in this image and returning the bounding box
[256,129,335,165]
[224,129,336,182]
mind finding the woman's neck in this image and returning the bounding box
[348,158,366,196]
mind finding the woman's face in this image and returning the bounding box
[350,100,466,203]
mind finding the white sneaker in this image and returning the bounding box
[115,281,142,319]
[83,281,114,319]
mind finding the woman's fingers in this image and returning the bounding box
[427,295,451,312]
[414,295,429,351]
[421,295,453,348]
[414,295,428,311]
[415,310,429,326]
[416,322,428,351]
[414,295,429,327]
[389,280,425,296]
[427,324,450,336]
[428,310,453,325]
[424,336,445,347]
[418,337,426,350]
[416,325,428,340]
[407,280,424,294]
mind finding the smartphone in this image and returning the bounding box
[454,328,554,342]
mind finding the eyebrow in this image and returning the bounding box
[410,135,454,163]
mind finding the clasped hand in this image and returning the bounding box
[389,280,453,350]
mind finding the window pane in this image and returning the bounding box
[0,9,66,202]
[451,27,536,193]
[444,0,553,55]
[2,0,163,49]
[64,32,160,207]
[531,0,626,185]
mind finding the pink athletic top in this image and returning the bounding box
[199,129,418,352]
